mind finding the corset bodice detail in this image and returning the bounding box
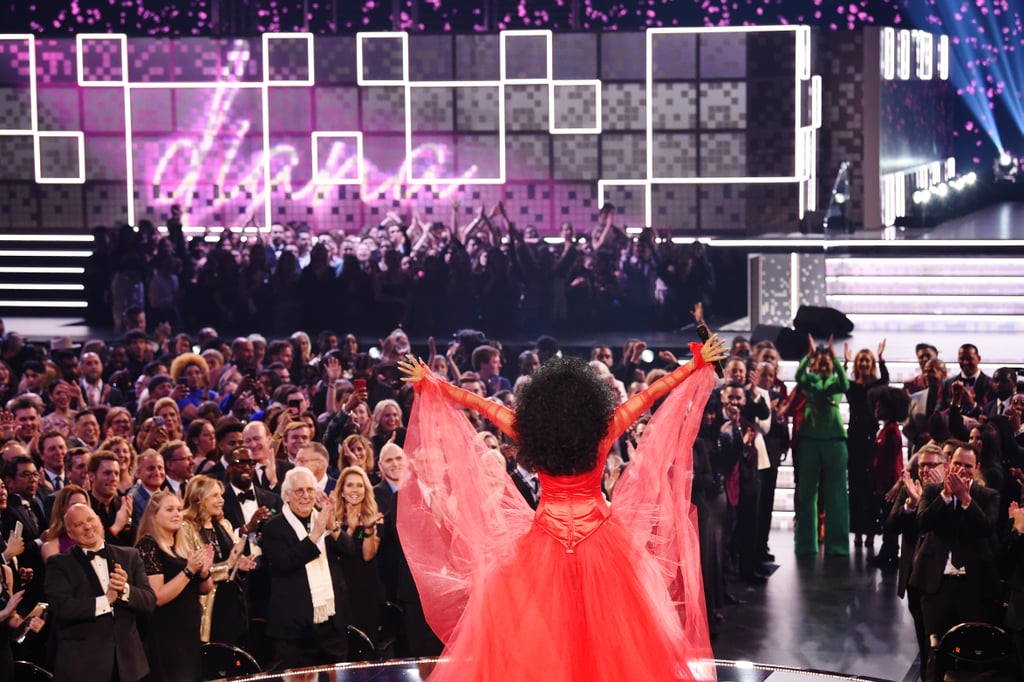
[535,459,609,551]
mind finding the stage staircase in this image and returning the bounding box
[0,233,93,319]
[823,255,1024,334]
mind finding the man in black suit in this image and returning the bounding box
[44,503,155,682]
[980,367,1017,419]
[886,443,948,682]
[261,466,354,669]
[1,455,46,604]
[942,343,993,415]
[222,446,281,668]
[909,443,1000,681]
[200,419,245,480]
[373,442,444,658]
[244,420,292,496]
[79,351,125,408]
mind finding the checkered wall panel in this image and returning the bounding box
[0,31,822,234]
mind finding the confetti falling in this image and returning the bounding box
[3,0,1022,166]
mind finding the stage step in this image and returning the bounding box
[0,234,92,318]
[825,256,1024,333]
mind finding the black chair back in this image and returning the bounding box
[13,661,53,682]
[935,622,1016,681]
[346,624,380,662]
[200,642,261,680]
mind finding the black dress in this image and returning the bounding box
[137,536,202,682]
[846,360,888,537]
[341,527,383,644]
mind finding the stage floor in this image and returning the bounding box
[227,658,891,682]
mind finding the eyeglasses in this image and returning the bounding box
[291,487,317,498]
[919,462,941,469]
[16,471,39,479]
[168,456,195,463]
[230,460,256,467]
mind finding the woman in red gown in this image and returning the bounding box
[396,335,726,681]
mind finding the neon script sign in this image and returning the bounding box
[150,42,475,225]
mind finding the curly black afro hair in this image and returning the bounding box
[514,356,615,476]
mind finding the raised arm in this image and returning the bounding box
[606,336,726,444]
[399,355,516,440]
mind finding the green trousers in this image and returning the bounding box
[795,437,850,555]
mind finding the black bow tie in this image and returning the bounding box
[83,547,108,561]
[237,489,256,503]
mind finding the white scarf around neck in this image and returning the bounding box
[282,504,336,624]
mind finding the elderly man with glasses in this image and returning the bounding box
[260,466,355,669]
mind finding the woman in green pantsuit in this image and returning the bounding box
[794,335,851,555]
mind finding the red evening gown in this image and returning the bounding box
[397,352,718,681]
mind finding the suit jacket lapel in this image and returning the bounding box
[71,546,106,597]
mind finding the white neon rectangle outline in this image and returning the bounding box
[938,35,949,81]
[75,33,128,87]
[643,26,812,225]
[262,32,315,86]
[811,75,822,129]
[404,80,506,184]
[311,131,363,185]
[796,26,811,81]
[500,30,552,83]
[0,266,85,274]
[33,131,85,184]
[0,300,88,308]
[915,31,933,80]
[0,234,93,242]
[0,250,92,257]
[882,28,895,80]
[356,32,409,86]
[0,35,35,135]
[898,29,911,80]
[549,80,602,135]
[0,283,84,291]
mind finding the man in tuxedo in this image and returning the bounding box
[38,431,68,494]
[160,440,193,497]
[909,443,1000,681]
[221,445,280,669]
[44,503,155,682]
[1,455,46,609]
[942,343,993,414]
[244,420,292,495]
[261,466,354,669]
[509,457,539,510]
[202,419,245,480]
[980,367,1017,419]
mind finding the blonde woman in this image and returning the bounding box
[333,465,384,643]
[369,399,405,457]
[341,434,377,481]
[98,435,138,493]
[40,485,90,562]
[135,490,214,681]
[180,476,255,645]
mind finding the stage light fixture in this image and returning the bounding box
[933,183,949,198]
[994,152,1019,183]
[912,189,931,205]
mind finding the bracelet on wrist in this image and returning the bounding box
[183,567,195,580]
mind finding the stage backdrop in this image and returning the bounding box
[0,29,821,235]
